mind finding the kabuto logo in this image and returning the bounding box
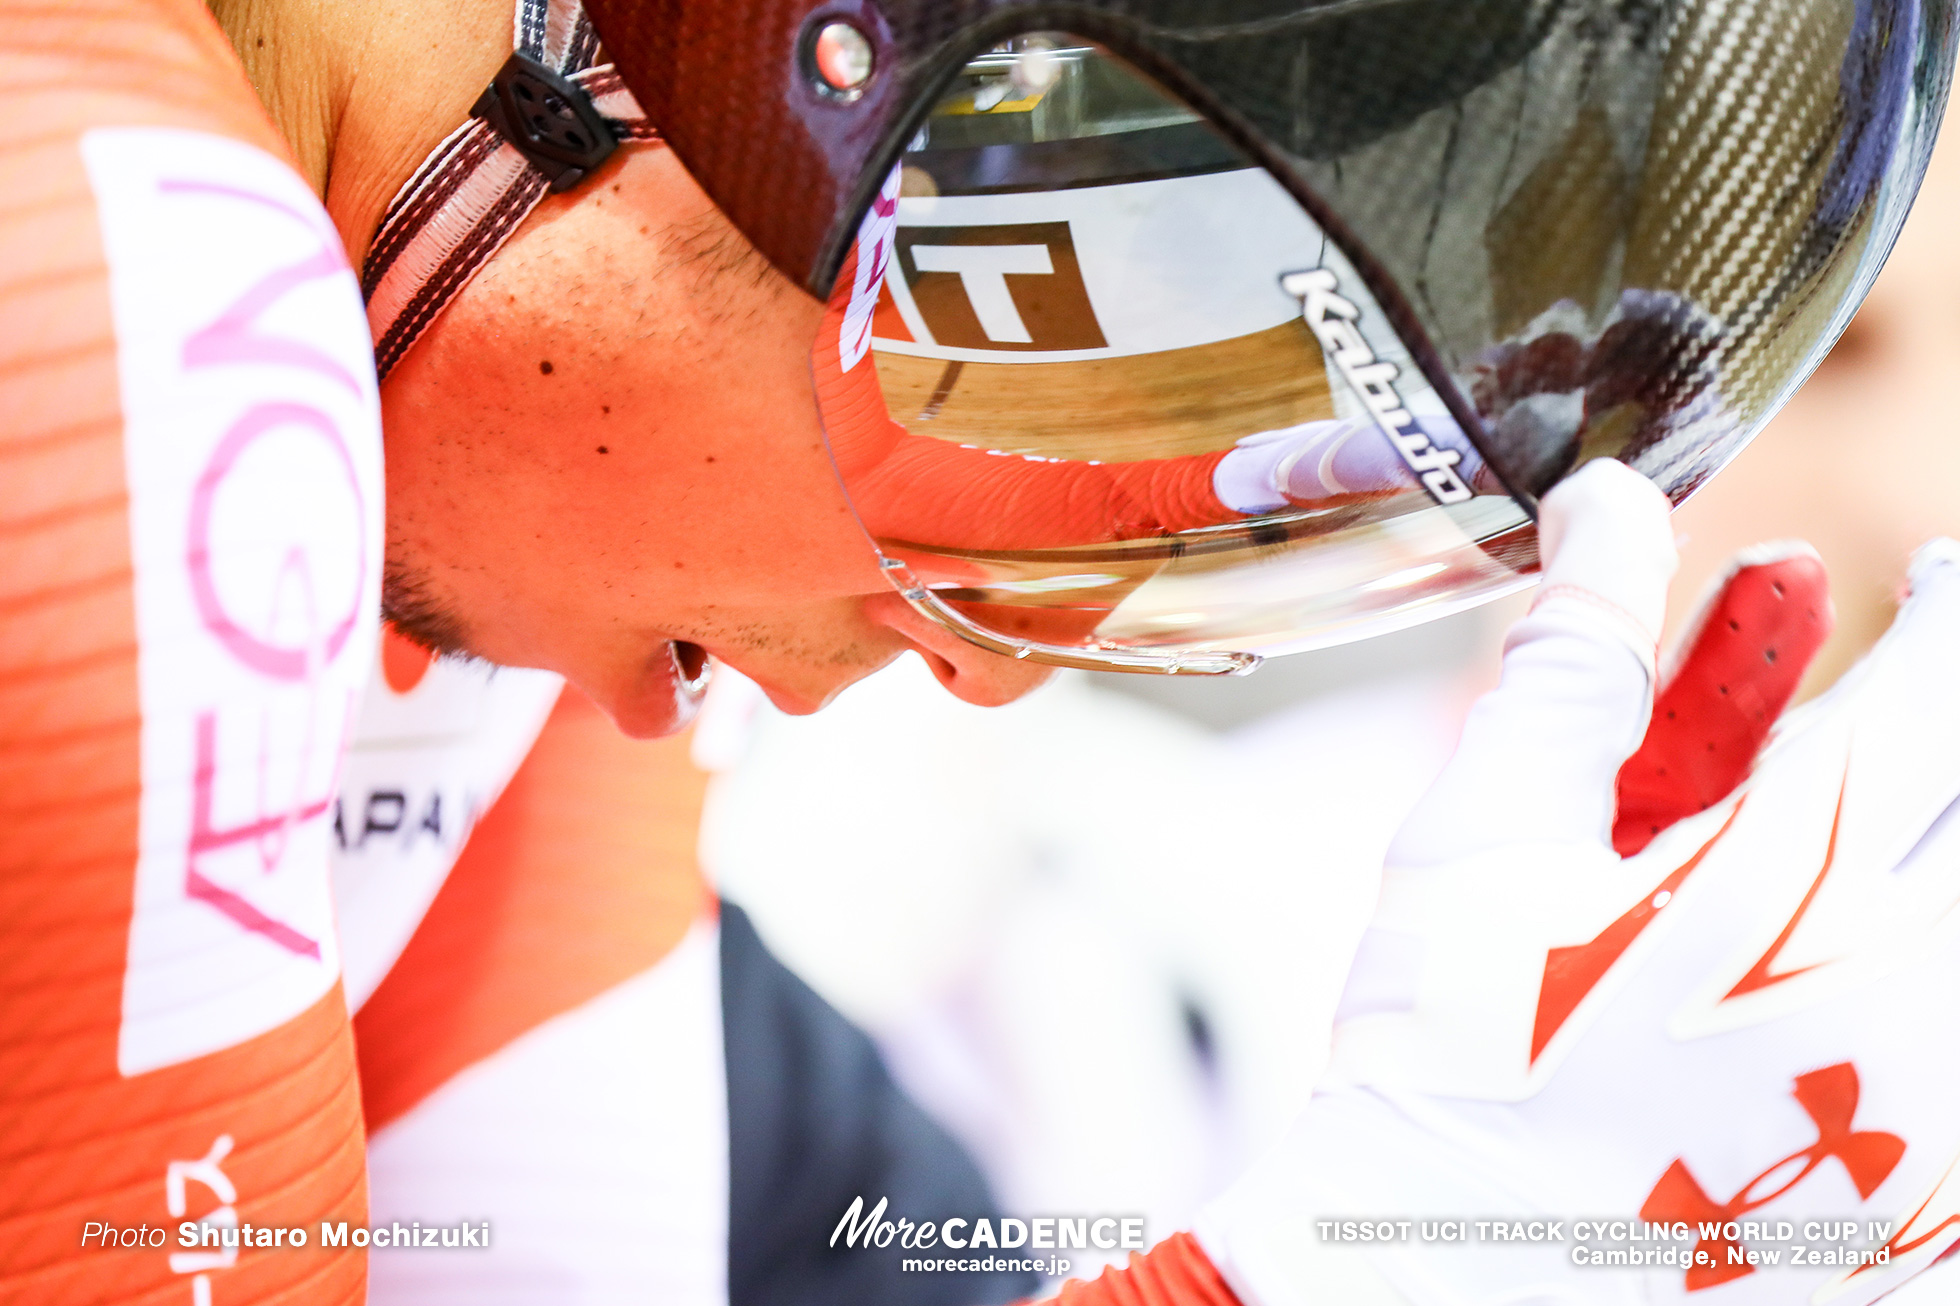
[1282,268,1472,506]
[1640,1062,1904,1291]
[895,221,1108,352]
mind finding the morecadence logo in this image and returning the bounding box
[831,1194,1143,1276]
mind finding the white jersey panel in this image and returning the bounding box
[365,918,729,1306]
[83,127,384,1075]
[331,653,561,1011]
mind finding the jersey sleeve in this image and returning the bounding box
[0,2,381,1300]
[846,421,1238,552]
[1033,1232,1245,1306]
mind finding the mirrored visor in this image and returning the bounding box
[812,35,1540,672]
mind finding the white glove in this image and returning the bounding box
[1211,413,1500,513]
[1199,460,1960,1306]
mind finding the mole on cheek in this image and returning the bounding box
[540,360,554,375]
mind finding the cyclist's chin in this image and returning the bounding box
[588,639,713,739]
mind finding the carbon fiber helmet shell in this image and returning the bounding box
[587,0,1953,511]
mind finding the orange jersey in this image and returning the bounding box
[342,673,730,1302]
[0,2,379,1302]
[336,652,1039,1305]
[839,415,1236,554]
[351,679,712,1137]
[1036,1233,1243,1306]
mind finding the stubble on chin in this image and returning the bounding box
[380,553,480,663]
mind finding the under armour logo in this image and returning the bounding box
[1641,1063,1904,1290]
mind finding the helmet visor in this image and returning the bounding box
[785,5,1949,674]
[813,37,1537,672]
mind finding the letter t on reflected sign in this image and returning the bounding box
[908,244,1054,343]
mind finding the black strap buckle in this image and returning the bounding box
[473,51,618,193]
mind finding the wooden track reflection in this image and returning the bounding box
[874,319,1336,462]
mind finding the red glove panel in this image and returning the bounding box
[1613,547,1834,856]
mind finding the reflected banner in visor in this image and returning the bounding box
[892,221,1106,352]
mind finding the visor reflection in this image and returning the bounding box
[821,35,1532,666]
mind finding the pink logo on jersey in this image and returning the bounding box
[838,167,901,372]
[170,189,371,962]
[85,127,383,1074]
[1641,1063,1904,1290]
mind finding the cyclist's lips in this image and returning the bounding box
[610,638,712,738]
[673,640,711,693]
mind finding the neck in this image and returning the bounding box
[208,0,512,265]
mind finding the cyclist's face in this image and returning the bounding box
[379,146,1049,737]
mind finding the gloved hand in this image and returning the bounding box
[1197,459,1960,1306]
[1211,414,1503,512]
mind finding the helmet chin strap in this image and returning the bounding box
[360,0,659,380]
